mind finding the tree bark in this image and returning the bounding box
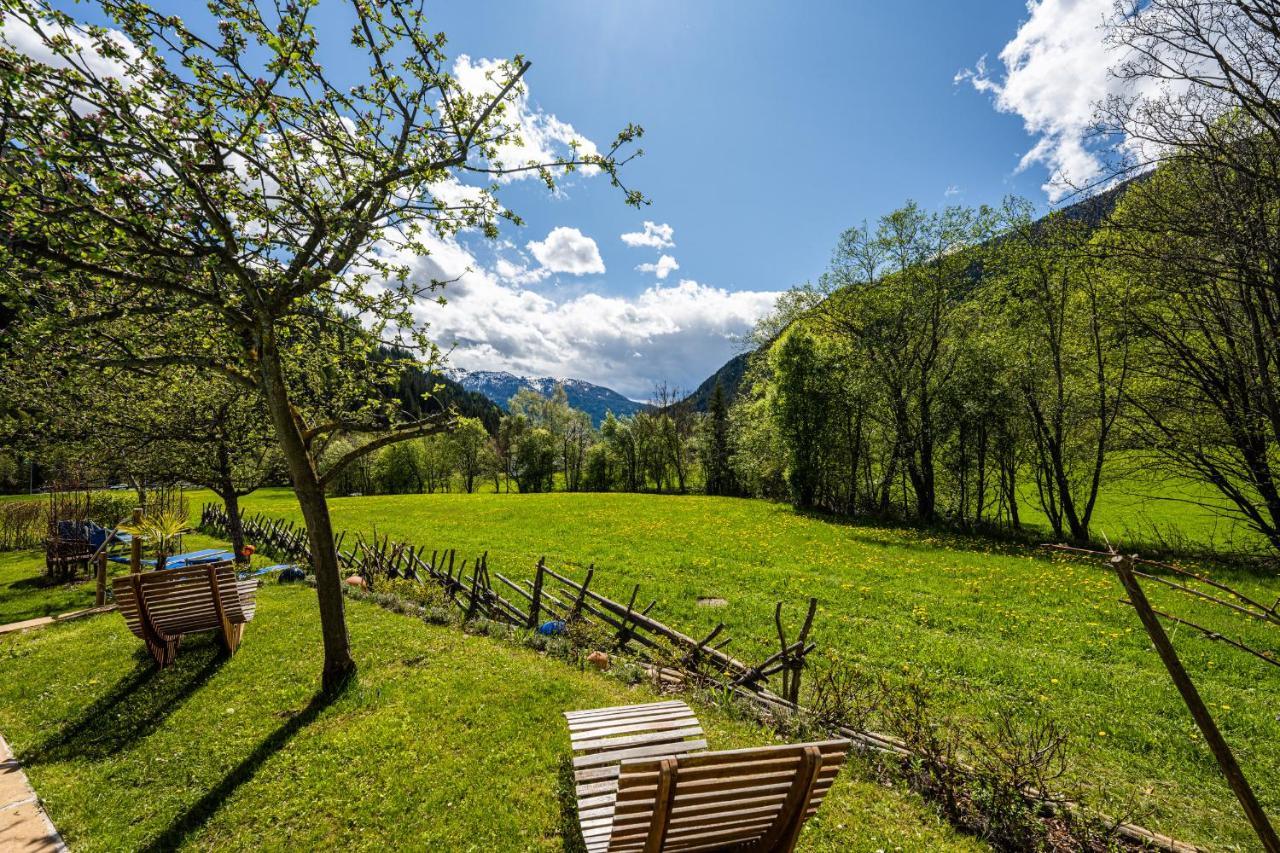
[221,488,247,565]
[257,328,355,691]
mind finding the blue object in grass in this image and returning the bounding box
[157,550,234,570]
[538,620,566,636]
[236,563,295,580]
[278,566,307,583]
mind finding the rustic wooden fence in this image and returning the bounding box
[199,502,819,706]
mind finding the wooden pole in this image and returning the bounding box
[129,508,142,574]
[1113,555,1278,852]
[527,557,545,628]
[95,552,107,606]
[570,564,594,621]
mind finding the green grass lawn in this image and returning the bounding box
[217,487,1280,851]
[0,548,979,852]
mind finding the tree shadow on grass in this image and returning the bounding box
[6,575,67,591]
[557,754,587,853]
[138,681,349,853]
[25,638,228,765]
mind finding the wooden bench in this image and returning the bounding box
[565,700,849,852]
[112,561,258,667]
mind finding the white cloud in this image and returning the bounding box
[957,0,1124,201]
[637,254,680,280]
[621,221,675,249]
[387,233,777,397]
[494,256,549,286]
[1,15,140,82]
[526,226,605,275]
[944,184,961,197]
[453,55,600,181]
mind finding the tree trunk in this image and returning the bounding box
[257,331,355,692]
[222,488,247,565]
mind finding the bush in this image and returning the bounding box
[380,577,450,612]
[86,492,138,527]
[0,500,46,551]
[802,657,1117,851]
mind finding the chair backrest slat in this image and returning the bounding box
[607,739,849,852]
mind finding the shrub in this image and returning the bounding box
[380,577,450,612]
[86,492,138,527]
[0,500,46,551]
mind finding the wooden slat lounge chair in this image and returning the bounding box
[111,561,258,667]
[565,700,850,852]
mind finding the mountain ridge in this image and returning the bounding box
[448,368,650,426]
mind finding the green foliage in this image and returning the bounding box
[451,417,492,494]
[771,329,829,508]
[0,500,45,551]
[378,576,450,612]
[513,428,557,493]
[119,510,190,564]
[372,441,424,495]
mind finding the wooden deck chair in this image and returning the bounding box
[565,700,850,852]
[112,561,258,667]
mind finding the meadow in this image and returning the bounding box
[217,487,1280,851]
[0,543,978,852]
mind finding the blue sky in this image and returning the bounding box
[14,1,1119,399]
[401,0,1120,398]
[430,0,1049,297]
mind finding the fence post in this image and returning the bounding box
[1113,555,1279,852]
[95,552,107,606]
[527,557,545,629]
[570,565,594,621]
[129,508,143,574]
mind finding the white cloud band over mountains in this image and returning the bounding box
[404,229,777,398]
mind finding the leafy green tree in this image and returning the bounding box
[450,417,489,494]
[509,385,594,490]
[373,441,424,495]
[582,443,614,491]
[771,328,829,509]
[513,428,556,493]
[2,360,282,559]
[420,434,457,494]
[601,412,641,491]
[1095,1,1280,553]
[817,203,996,521]
[986,201,1130,542]
[495,415,526,493]
[0,0,642,688]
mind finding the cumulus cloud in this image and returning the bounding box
[389,233,777,397]
[621,221,675,249]
[0,15,140,81]
[957,0,1123,201]
[526,226,605,275]
[636,254,680,280]
[453,55,600,181]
